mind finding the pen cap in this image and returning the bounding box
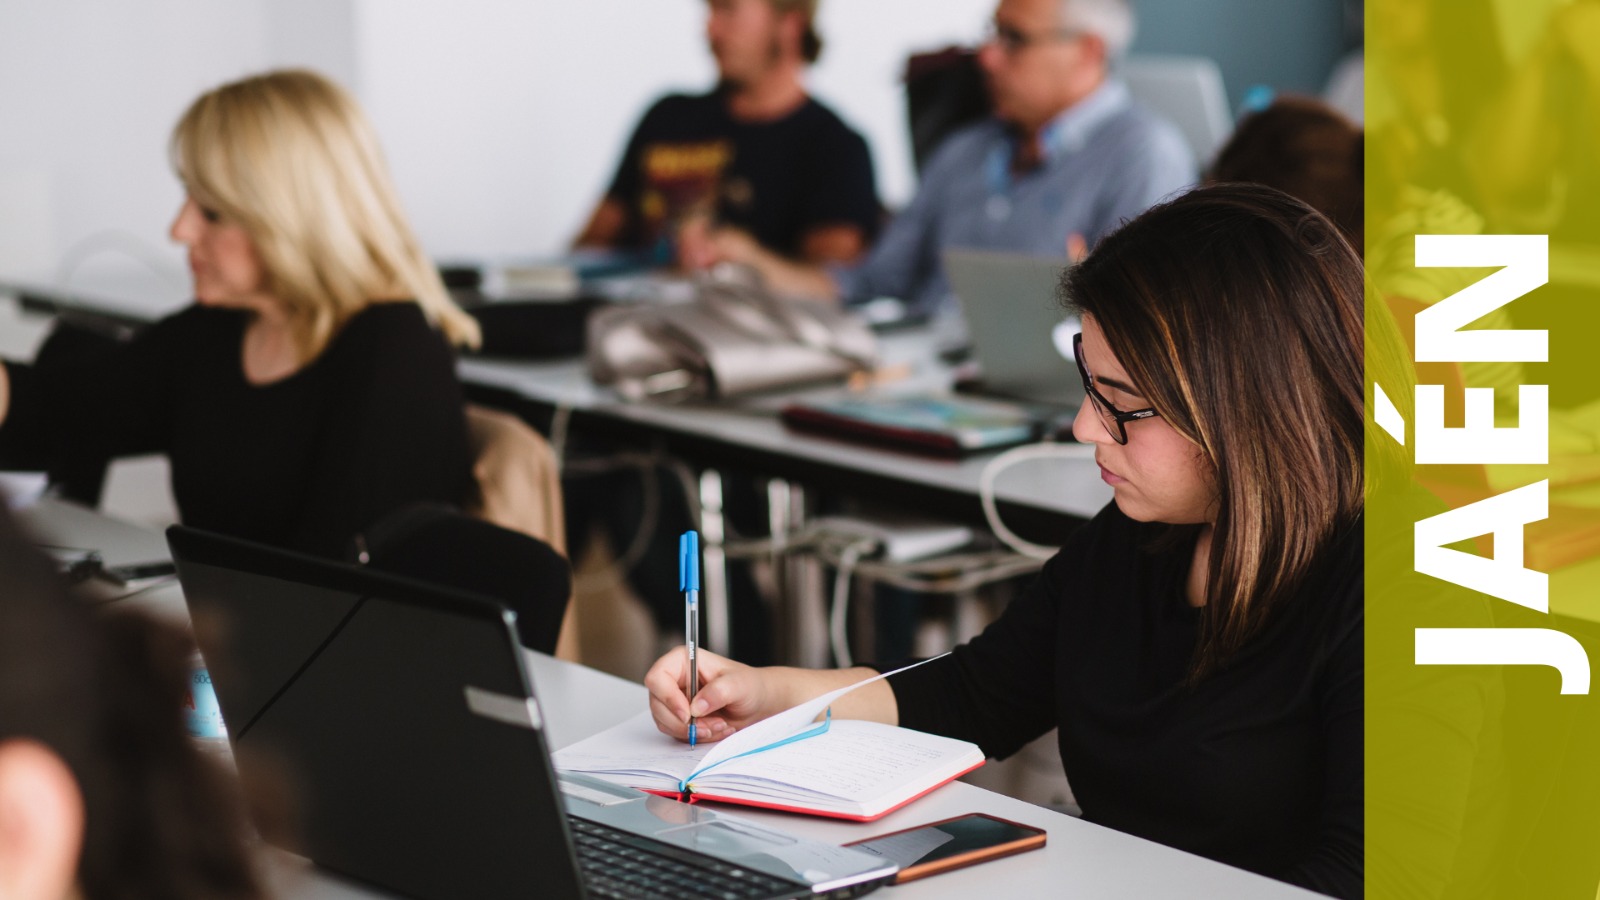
[679,531,700,592]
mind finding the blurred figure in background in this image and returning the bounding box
[0,504,261,899]
[574,0,880,271]
[1208,95,1363,249]
[570,0,882,667]
[703,0,1194,320]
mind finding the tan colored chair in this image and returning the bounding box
[462,404,580,661]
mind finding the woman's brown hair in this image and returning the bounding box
[0,507,262,899]
[1061,183,1365,679]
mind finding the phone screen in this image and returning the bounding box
[845,814,1045,881]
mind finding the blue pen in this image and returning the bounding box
[680,531,701,748]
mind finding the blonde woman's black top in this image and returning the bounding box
[887,502,1363,899]
[1,303,473,559]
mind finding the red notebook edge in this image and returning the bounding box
[635,758,987,822]
[780,404,968,458]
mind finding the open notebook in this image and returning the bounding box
[553,658,984,822]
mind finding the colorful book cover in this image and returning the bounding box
[782,394,1046,456]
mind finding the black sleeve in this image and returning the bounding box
[1277,593,1364,898]
[887,514,1103,760]
[284,309,474,558]
[605,98,673,215]
[0,360,44,468]
[0,309,203,467]
[797,121,881,242]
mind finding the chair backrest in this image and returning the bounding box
[461,404,580,658]
[357,503,572,654]
[1120,54,1233,167]
[903,46,990,175]
[464,404,567,553]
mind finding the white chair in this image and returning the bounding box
[1120,54,1234,168]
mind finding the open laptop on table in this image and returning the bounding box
[943,248,1084,411]
[167,526,896,900]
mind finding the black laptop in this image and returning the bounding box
[167,526,896,900]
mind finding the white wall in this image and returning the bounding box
[0,2,265,286]
[355,0,713,262]
[0,0,360,299]
[0,0,990,284]
[358,0,992,259]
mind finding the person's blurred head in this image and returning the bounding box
[977,0,1133,132]
[706,0,821,90]
[1208,96,1364,251]
[1062,183,1364,678]
[0,507,261,899]
[169,68,479,361]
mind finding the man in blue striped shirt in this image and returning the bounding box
[702,0,1196,318]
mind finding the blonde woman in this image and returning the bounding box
[0,69,480,558]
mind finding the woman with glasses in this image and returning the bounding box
[644,183,1365,898]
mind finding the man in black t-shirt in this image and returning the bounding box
[571,2,879,663]
[574,0,879,269]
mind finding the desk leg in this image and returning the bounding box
[699,469,730,656]
[769,480,830,667]
[954,587,988,645]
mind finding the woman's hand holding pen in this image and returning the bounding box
[645,647,789,744]
[645,648,901,744]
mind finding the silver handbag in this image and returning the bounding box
[586,279,878,402]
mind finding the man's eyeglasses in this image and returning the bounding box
[983,21,1084,55]
[1073,331,1159,445]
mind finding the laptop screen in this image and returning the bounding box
[942,248,1083,407]
[169,525,585,900]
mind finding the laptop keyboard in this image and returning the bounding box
[570,816,809,900]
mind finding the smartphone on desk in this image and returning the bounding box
[843,813,1046,884]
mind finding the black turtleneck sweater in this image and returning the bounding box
[888,502,1362,898]
[1,302,473,558]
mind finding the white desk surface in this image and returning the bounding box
[2,285,1111,523]
[15,499,1314,899]
[460,329,1113,521]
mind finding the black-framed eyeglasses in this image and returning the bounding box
[982,21,1084,55]
[1073,331,1159,445]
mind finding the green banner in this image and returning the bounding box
[1367,1,1600,896]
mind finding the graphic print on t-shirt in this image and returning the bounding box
[606,92,880,257]
[637,139,734,242]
